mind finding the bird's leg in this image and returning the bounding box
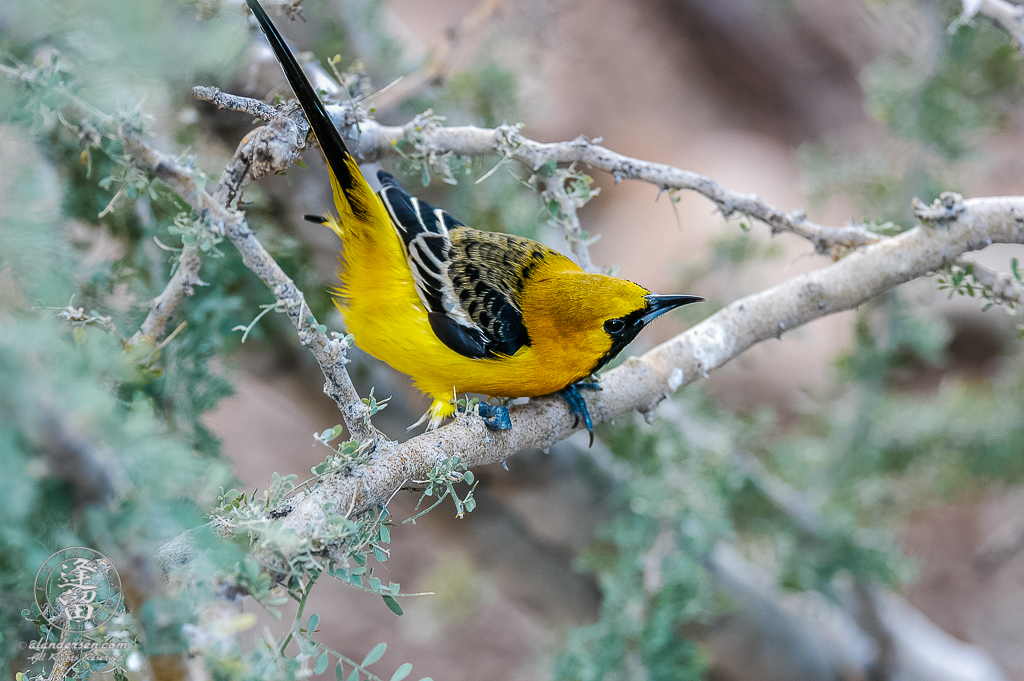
[558,383,595,447]
[476,403,512,431]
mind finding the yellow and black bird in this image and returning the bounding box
[245,0,703,442]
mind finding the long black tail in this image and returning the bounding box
[244,0,363,200]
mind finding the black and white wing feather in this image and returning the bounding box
[378,172,468,323]
[377,171,543,359]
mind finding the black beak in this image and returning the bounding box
[640,294,705,325]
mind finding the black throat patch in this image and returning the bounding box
[587,306,649,377]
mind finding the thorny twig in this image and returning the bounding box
[193,86,881,258]
[120,123,375,445]
[955,256,1024,307]
[539,166,602,273]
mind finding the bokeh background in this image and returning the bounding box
[5,0,1024,679]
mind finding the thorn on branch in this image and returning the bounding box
[913,192,965,225]
[717,200,739,221]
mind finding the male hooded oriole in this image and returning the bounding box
[245,0,703,442]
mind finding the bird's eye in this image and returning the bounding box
[604,319,626,334]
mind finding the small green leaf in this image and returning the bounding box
[362,642,387,667]
[346,670,359,681]
[373,546,387,562]
[390,663,412,681]
[464,471,474,484]
[379,524,391,543]
[307,614,319,633]
[369,576,382,592]
[315,652,329,675]
[382,595,404,616]
[389,582,400,596]
[1013,258,1022,282]
[336,662,345,681]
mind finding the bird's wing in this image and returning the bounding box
[377,171,466,318]
[377,171,546,359]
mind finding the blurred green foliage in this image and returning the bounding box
[803,0,1024,225]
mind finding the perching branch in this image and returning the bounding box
[272,193,1024,543]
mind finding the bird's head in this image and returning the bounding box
[521,271,703,373]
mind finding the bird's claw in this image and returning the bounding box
[476,403,512,431]
[558,383,595,447]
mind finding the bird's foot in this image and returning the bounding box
[476,402,512,431]
[558,383,596,447]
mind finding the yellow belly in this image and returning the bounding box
[343,290,594,411]
[324,177,612,426]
